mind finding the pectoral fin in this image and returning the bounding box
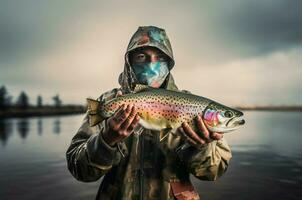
[159,128,172,142]
[86,98,105,127]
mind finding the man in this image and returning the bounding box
[66,26,232,200]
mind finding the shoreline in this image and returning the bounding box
[235,106,302,112]
[0,105,86,119]
[1,105,302,119]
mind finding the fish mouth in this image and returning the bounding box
[226,116,245,127]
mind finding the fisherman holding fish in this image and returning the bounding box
[66,26,244,200]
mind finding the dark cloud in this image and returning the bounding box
[1,0,301,65]
[0,0,301,105]
[0,1,55,62]
[207,0,302,57]
[0,0,97,63]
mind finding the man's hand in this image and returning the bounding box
[178,115,223,148]
[102,91,140,146]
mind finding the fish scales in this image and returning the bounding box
[87,84,245,137]
[102,88,212,132]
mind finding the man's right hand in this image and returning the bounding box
[102,91,140,146]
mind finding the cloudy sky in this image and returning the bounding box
[0,0,301,106]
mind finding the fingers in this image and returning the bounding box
[196,115,223,140]
[119,106,138,132]
[178,127,198,146]
[109,104,140,137]
[196,115,212,143]
[116,90,123,97]
[107,104,124,128]
[115,104,133,125]
[179,115,223,147]
[111,104,126,124]
[211,132,223,140]
[113,104,126,118]
[182,122,206,145]
[127,114,140,133]
[109,104,131,131]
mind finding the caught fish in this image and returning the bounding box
[87,84,245,140]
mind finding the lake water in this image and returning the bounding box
[0,111,301,200]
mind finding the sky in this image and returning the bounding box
[0,0,302,106]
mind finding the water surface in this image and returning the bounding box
[0,111,301,200]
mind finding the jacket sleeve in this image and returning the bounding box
[176,137,232,181]
[66,89,123,182]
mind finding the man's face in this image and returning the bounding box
[130,47,169,65]
[130,47,170,88]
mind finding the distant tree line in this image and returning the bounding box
[0,85,62,110]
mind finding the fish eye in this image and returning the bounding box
[224,111,233,118]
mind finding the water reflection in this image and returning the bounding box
[17,119,30,139]
[193,149,302,200]
[0,120,13,145]
[53,118,61,134]
[0,113,301,200]
[0,117,62,145]
[37,118,43,135]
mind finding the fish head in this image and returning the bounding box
[203,102,245,133]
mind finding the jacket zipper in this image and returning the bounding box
[139,132,144,200]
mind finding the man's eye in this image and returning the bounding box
[136,54,146,61]
[158,55,167,62]
[158,57,166,61]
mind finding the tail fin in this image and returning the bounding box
[86,98,105,127]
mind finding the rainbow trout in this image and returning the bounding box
[87,84,245,140]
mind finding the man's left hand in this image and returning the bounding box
[178,115,223,148]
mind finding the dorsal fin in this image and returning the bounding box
[133,84,151,93]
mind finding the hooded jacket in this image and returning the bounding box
[66,26,232,200]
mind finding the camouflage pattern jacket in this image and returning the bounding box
[66,26,232,200]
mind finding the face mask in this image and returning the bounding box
[132,61,169,88]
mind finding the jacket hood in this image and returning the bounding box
[118,26,177,93]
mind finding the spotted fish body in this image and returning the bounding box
[87,85,245,137]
